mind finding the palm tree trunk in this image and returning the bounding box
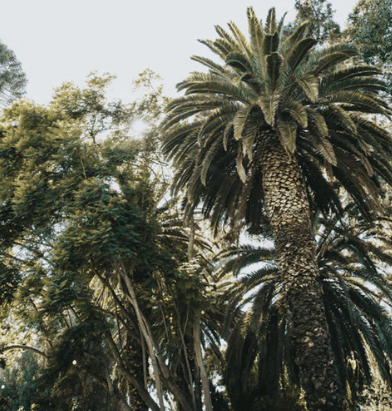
[260,134,347,411]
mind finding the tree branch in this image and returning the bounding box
[0,345,48,359]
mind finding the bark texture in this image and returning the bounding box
[260,133,347,411]
[123,327,148,411]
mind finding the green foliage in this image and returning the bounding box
[0,72,219,411]
[0,42,27,107]
[346,0,392,94]
[32,312,116,411]
[162,6,392,236]
[131,69,169,125]
[0,5,392,410]
[0,351,41,411]
[0,261,21,306]
[0,75,146,408]
[347,0,392,65]
[51,72,134,143]
[287,0,341,42]
[215,204,392,409]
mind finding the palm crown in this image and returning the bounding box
[162,7,392,410]
[162,7,392,233]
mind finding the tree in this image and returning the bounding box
[346,0,392,93]
[0,81,145,410]
[50,71,134,143]
[347,0,392,65]
[0,351,42,411]
[161,7,392,410]
[287,0,341,42]
[0,73,220,411]
[0,41,27,106]
[217,205,392,409]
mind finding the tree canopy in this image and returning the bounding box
[0,41,26,106]
[0,4,392,411]
[162,6,392,410]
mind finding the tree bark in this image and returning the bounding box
[123,322,149,411]
[118,262,195,411]
[260,133,347,411]
[106,332,161,411]
[194,309,213,411]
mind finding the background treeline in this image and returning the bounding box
[0,1,391,410]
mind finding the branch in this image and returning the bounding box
[117,261,195,411]
[194,309,213,411]
[0,345,48,359]
[94,270,141,344]
[105,332,161,411]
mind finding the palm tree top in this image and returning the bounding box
[162,7,392,233]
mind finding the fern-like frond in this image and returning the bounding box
[227,21,252,59]
[283,99,308,128]
[257,94,279,125]
[295,73,319,102]
[276,116,297,153]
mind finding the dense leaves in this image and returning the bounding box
[0,75,218,411]
[0,41,27,106]
[0,5,392,411]
[347,0,392,65]
[287,0,341,42]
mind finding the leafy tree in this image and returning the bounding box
[0,73,219,411]
[50,71,134,143]
[346,0,392,93]
[161,7,392,410]
[347,0,392,65]
[0,351,42,411]
[0,81,142,410]
[287,0,341,42]
[0,41,26,107]
[130,68,170,127]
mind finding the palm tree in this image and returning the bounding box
[161,8,392,410]
[217,206,392,410]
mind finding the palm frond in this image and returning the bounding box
[276,116,297,153]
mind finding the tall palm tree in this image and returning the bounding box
[217,206,392,410]
[161,8,392,410]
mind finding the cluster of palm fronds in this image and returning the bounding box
[211,204,392,409]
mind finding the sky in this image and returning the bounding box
[2,0,360,106]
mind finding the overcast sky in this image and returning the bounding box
[2,0,359,106]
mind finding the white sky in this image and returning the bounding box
[2,0,359,105]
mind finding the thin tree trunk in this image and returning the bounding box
[260,133,347,411]
[118,265,165,411]
[117,262,195,411]
[188,216,213,411]
[194,310,213,411]
[123,323,149,411]
[106,332,161,411]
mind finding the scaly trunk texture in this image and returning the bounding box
[260,133,347,411]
